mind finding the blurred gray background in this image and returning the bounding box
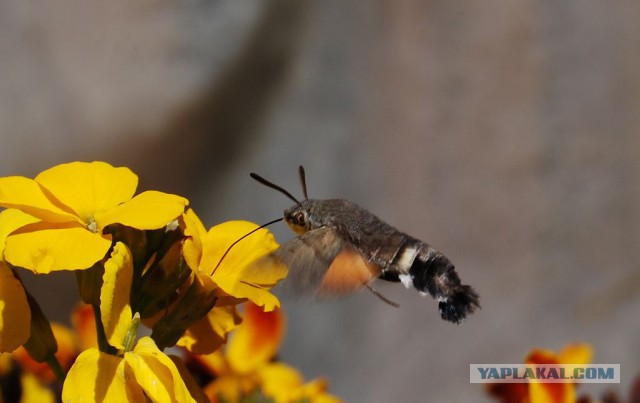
[2,1,639,401]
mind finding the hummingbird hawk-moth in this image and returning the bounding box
[251,167,480,324]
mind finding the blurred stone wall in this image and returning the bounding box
[1,1,639,401]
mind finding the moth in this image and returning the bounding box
[251,167,480,324]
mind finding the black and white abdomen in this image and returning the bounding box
[379,239,480,324]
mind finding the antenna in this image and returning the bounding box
[210,217,284,276]
[250,172,303,206]
[298,165,309,200]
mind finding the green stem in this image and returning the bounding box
[45,354,66,383]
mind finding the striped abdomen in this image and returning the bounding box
[375,236,480,324]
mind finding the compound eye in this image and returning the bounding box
[293,211,306,225]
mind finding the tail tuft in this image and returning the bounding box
[438,285,480,324]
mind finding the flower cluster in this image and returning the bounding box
[0,161,338,402]
[187,302,340,403]
[486,343,639,403]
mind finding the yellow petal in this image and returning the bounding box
[101,242,134,349]
[0,176,77,223]
[62,348,144,402]
[0,261,31,352]
[529,381,574,403]
[201,221,279,275]
[227,303,284,374]
[96,190,188,230]
[296,378,342,403]
[35,161,138,222]
[258,363,304,402]
[203,376,245,403]
[558,343,593,365]
[177,305,242,355]
[182,209,207,273]
[0,208,40,258]
[4,227,111,273]
[203,221,287,311]
[169,354,211,403]
[126,337,196,403]
[20,372,55,403]
[260,365,341,403]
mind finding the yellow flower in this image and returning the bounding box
[62,337,196,403]
[486,343,593,403]
[0,208,39,352]
[0,161,188,273]
[63,243,198,402]
[182,209,288,312]
[98,239,221,357]
[176,303,242,355]
[172,209,286,354]
[260,365,340,403]
[200,302,341,403]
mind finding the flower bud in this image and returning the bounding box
[123,313,141,353]
[104,224,150,269]
[150,276,217,350]
[136,240,191,318]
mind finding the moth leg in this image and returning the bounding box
[362,281,400,308]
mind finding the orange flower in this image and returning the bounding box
[526,344,592,403]
[192,302,340,403]
[487,343,593,403]
[71,303,98,350]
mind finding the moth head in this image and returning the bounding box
[284,204,310,234]
[251,166,314,235]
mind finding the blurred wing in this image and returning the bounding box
[273,227,381,296]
